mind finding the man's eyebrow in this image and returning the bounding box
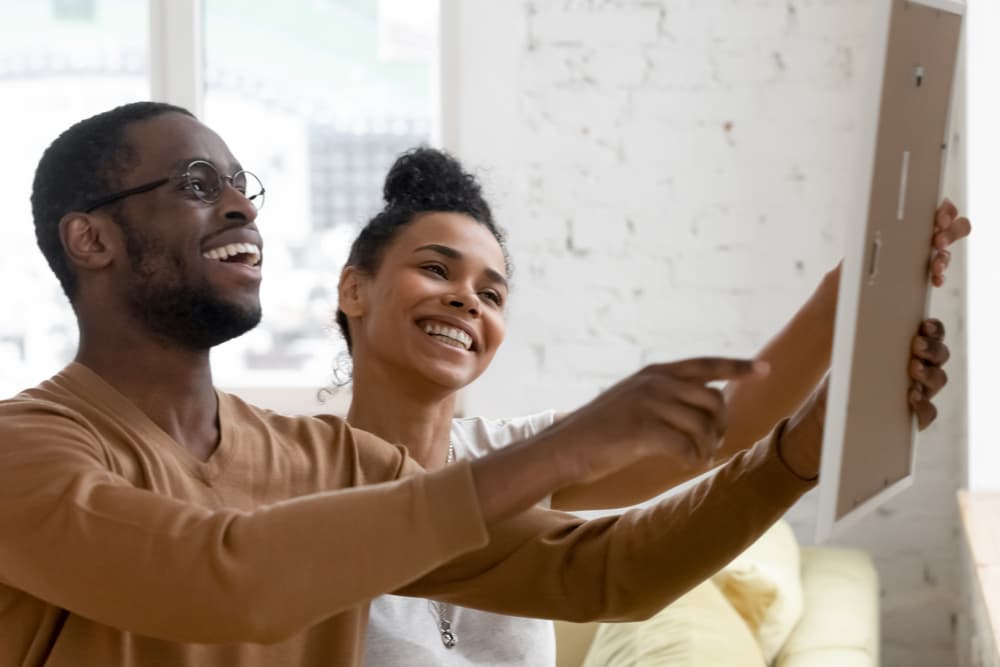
[167,157,243,173]
[414,243,509,289]
[165,158,190,173]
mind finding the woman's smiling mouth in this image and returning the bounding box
[419,320,473,351]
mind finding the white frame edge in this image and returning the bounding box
[816,0,965,541]
[815,0,896,543]
[908,0,966,16]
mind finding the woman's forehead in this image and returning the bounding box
[396,212,506,272]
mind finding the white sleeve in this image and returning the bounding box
[450,410,558,458]
[450,410,559,509]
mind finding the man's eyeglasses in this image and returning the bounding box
[83,160,266,213]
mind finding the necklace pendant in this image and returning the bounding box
[439,620,458,649]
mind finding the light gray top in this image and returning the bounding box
[364,411,559,667]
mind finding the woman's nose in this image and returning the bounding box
[442,291,480,316]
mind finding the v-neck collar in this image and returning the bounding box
[57,362,237,480]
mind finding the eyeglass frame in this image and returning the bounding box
[82,159,266,213]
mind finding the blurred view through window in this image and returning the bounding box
[0,0,438,395]
[0,0,148,396]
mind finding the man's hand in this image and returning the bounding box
[469,358,769,522]
[929,198,972,287]
[543,358,770,484]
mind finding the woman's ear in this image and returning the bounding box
[59,212,117,272]
[338,265,369,318]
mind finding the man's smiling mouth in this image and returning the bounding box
[202,242,261,267]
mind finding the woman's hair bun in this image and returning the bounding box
[382,146,492,223]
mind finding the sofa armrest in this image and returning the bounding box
[775,546,879,667]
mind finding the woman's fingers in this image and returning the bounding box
[929,248,951,286]
[928,199,970,288]
[934,216,972,249]
[907,317,948,429]
[909,389,939,431]
[910,358,948,400]
[935,198,959,227]
[908,381,938,430]
[912,334,950,367]
[921,318,945,340]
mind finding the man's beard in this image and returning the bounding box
[117,216,262,350]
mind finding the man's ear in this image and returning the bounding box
[338,265,370,318]
[59,212,117,272]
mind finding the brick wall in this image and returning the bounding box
[443,1,968,665]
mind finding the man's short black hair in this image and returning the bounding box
[31,101,195,300]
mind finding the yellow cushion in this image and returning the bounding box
[581,580,766,667]
[555,620,600,667]
[712,519,804,663]
[774,547,879,667]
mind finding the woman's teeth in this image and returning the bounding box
[202,242,262,266]
[422,322,472,350]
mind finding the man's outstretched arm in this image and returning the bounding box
[0,356,761,644]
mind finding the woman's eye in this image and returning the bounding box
[422,264,447,277]
[481,291,503,306]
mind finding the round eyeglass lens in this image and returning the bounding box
[234,170,265,210]
[186,161,223,203]
[184,161,265,209]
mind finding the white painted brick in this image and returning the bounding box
[640,44,717,91]
[544,340,644,378]
[517,87,630,137]
[584,44,650,89]
[528,4,661,46]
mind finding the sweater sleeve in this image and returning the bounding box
[0,404,489,644]
[399,425,815,622]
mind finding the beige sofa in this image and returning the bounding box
[554,544,880,667]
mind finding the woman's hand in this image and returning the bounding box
[929,198,972,287]
[909,318,950,430]
[777,318,953,479]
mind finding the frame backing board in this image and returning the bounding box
[816,0,963,541]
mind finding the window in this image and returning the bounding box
[0,0,439,396]
[0,0,149,397]
[203,0,439,388]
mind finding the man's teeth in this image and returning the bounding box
[422,322,473,350]
[202,242,261,266]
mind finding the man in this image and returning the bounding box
[0,102,953,665]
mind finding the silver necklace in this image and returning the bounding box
[430,599,458,649]
[429,441,458,649]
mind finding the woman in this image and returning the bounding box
[336,147,965,665]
